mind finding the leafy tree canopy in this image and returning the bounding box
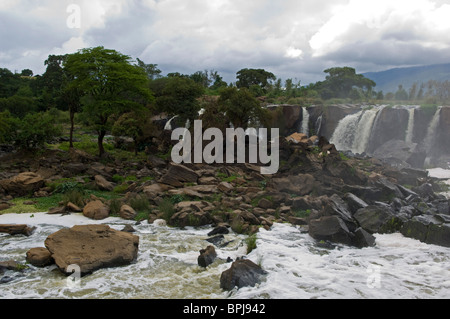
[236,68,276,91]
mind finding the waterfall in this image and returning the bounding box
[300,107,310,136]
[330,107,380,154]
[352,108,379,154]
[405,108,415,144]
[330,111,362,152]
[315,114,323,137]
[424,106,442,154]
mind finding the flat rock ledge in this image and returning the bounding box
[39,224,139,276]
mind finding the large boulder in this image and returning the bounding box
[0,172,44,197]
[353,206,402,234]
[401,215,450,247]
[26,247,54,267]
[44,224,139,276]
[220,259,267,291]
[159,163,199,187]
[83,200,110,220]
[308,215,353,246]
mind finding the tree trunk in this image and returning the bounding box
[98,130,106,157]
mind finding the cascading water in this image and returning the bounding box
[300,107,310,136]
[315,115,323,137]
[330,107,380,155]
[424,106,442,153]
[1,213,449,299]
[405,108,415,144]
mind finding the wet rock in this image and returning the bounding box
[352,228,376,248]
[208,225,229,236]
[220,259,267,291]
[197,245,217,267]
[44,224,139,276]
[0,224,36,236]
[308,216,353,246]
[26,247,54,267]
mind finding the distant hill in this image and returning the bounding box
[363,63,450,93]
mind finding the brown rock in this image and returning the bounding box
[44,224,139,276]
[159,163,199,187]
[0,172,44,197]
[0,224,36,236]
[94,175,114,191]
[26,247,54,267]
[119,204,137,220]
[83,200,110,220]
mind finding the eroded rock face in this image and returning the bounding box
[44,224,139,276]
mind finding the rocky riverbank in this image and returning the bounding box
[1,133,449,289]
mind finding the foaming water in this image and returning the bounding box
[1,214,449,299]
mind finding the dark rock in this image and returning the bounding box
[269,174,315,196]
[220,259,267,291]
[412,183,435,199]
[198,245,217,267]
[354,206,402,234]
[343,193,368,214]
[207,225,229,236]
[308,215,353,246]
[352,227,376,248]
[206,235,224,246]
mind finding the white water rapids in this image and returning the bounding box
[1,211,449,299]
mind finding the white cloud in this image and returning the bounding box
[309,0,450,58]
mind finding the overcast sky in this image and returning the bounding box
[1,0,450,84]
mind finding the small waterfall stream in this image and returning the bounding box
[405,108,415,144]
[300,107,310,136]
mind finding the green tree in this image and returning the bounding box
[112,109,155,155]
[218,87,269,130]
[64,46,153,157]
[135,58,162,80]
[319,67,376,99]
[236,68,276,92]
[151,76,204,124]
[8,111,62,150]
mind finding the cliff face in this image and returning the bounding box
[273,104,450,169]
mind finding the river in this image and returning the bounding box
[1,210,449,299]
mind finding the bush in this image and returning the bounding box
[9,112,62,150]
